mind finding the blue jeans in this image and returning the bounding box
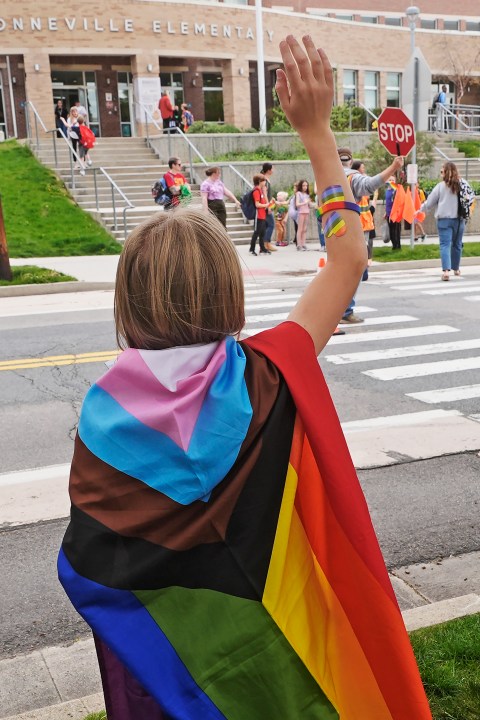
[265,212,275,242]
[437,218,464,271]
[317,218,325,248]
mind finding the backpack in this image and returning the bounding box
[457,178,476,220]
[151,176,172,206]
[431,92,440,112]
[80,126,96,150]
[240,189,256,220]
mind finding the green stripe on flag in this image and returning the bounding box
[135,587,339,720]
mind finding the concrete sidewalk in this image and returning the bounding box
[1,555,479,720]
[5,233,480,297]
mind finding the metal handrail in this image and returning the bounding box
[135,101,253,194]
[357,102,378,131]
[25,101,135,230]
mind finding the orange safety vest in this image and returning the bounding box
[348,174,374,232]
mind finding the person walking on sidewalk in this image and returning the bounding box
[385,176,402,250]
[338,148,403,323]
[200,166,241,228]
[159,91,174,132]
[58,35,431,720]
[420,161,471,281]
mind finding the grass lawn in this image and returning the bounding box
[83,615,480,720]
[0,140,121,258]
[373,242,480,262]
[0,265,76,286]
[411,614,480,719]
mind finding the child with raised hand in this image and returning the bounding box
[59,36,432,720]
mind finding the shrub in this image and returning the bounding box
[188,121,245,134]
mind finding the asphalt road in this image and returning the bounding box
[1,267,480,659]
[2,269,480,470]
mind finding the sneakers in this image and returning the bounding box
[339,313,364,324]
[259,250,271,255]
[79,169,85,176]
[87,157,93,166]
[249,250,257,256]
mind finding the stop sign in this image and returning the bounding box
[377,108,416,157]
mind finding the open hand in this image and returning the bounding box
[275,35,333,138]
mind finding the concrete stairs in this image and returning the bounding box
[35,137,253,243]
[432,136,480,182]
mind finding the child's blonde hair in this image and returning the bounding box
[115,208,245,350]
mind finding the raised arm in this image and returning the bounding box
[276,35,366,354]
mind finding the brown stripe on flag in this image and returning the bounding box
[69,344,282,550]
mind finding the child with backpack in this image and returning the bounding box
[77,116,95,174]
[249,174,270,255]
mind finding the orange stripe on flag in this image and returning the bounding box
[263,448,393,716]
[293,432,432,719]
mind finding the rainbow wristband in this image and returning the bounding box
[318,201,360,217]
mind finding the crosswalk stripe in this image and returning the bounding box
[328,325,459,345]
[245,294,302,307]
[390,281,480,291]
[244,324,459,342]
[343,314,417,326]
[464,296,480,302]
[325,338,480,364]
[423,286,480,295]
[244,312,410,327]
[407,384,480,404]
[364,356,480,381]
[341,408,461,432]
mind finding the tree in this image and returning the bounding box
[443,45,480,104]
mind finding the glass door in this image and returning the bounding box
[51,70,101,136]
[118,72,134,137]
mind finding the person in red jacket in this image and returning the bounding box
[158,91,174,132]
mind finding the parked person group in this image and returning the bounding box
[420,161,473,281]
[201,166,240,228]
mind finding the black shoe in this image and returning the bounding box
[249,250,257,256]
[259,250,271,255]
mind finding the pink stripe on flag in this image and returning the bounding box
[96,343,227,451]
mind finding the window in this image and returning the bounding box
[360,16,377,23]
[336,14,353,21]
[51,70,83,86]
[364,71,379,110]
[160,72,184,108]
[385,17,402,26]
[420,19,436,29]
[466,21,480,31]
[386,72,401,108]
[343,70,357,103]
[203,73,223,122]
[0,72,6,137]
[443,20,459,30]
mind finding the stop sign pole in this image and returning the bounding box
[377,107,417,249]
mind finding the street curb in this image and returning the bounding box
[3,595,479,720]
[0,281,114,298]
[2,256,480,298]
[3,693,104,720]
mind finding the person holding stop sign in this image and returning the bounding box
[338,148,404,323]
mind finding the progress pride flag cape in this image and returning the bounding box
[59,322,431,720]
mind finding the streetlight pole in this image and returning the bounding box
[406,6,420,250]
[255,0,267,133]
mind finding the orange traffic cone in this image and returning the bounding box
[317,257,326,273]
